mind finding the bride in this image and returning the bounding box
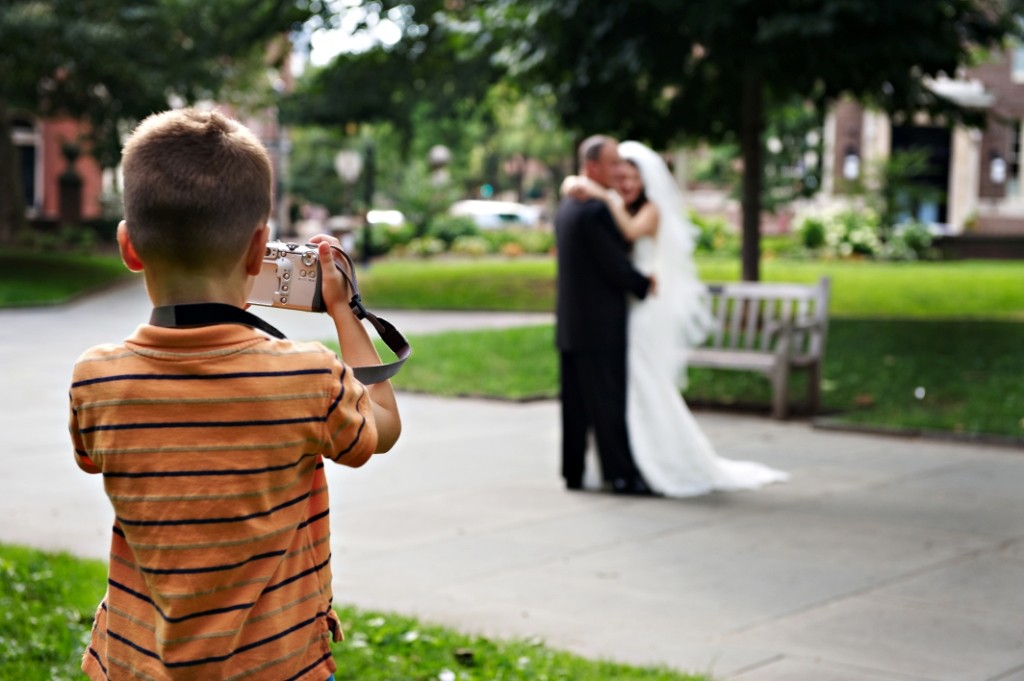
[565,141,788,497]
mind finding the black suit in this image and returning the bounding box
[555,196,650,486]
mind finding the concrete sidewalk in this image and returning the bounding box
[2,278,1022,680]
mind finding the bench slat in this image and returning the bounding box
[690,349,777,372]
[727,296,744,349]
[711,292,726,347]
[743,297,760,350]
[708,282,821,299]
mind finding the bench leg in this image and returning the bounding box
[771,366,789,419]
[807,362,822,415]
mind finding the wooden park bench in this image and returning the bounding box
[689,277,831,419]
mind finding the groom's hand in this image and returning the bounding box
[646,275,657,297]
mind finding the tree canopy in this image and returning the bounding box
[475,0,1024,279]
[281,0,500,157]
[276,0,1024,277]
[0,0,324,243]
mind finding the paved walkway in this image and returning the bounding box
[2,277,1022,681]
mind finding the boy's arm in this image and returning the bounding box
[309,234,401,452]
[69,397,101,474]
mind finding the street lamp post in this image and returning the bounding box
[333,149,362,255]
[333,149,363,213]
[428,144,451,185]
[361,141,375,266]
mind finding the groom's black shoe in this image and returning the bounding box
[565,477,584,491]
[611,477,657,496]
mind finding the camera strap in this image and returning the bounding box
[150,247,410,385]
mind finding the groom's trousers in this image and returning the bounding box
[559,349,640,485]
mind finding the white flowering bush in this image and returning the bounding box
[795,205,883,258]
[881,221,937,261]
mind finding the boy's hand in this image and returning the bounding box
[307,234,354,317]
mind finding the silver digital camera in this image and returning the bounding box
[247,241,325,312]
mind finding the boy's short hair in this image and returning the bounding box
[122,108,272,270]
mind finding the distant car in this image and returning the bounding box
[449,200,541,230]
[367,209,406,226]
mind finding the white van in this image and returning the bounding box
[449,200,541,230]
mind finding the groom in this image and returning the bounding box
[555,135,654,495]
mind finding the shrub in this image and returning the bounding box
[798,216,827,249]
[795,206,883,258]
[761,233,804,259]
[450,235,492,257]
[426,215,480,247]
[510,229,555,254]
[834,209,882,256]
[500,241,525,257]
[17,223,98,253]
[405,236,446,258]
[477,228,554,255]
[481,230,517,252]
[883,221,938,261]
[690,212,739,254]
[375,223,418,254]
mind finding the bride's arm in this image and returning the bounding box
[614,202,659,241]
[560,175,658,241]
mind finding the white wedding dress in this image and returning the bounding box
[617,141,789,497]
[625,236,789,497]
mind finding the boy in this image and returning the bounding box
[69,108,401,680]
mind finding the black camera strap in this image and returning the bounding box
[150,246,410,385]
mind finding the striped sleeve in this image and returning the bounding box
[70,387,101,474]
[321,357,378,467]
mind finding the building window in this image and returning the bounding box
[1010,121,1023,197]
[1013,47,1024,82]
[1014,19,1024,82]
[12,117,40,215]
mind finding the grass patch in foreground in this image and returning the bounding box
[0,544,705,681]
[332,606,704,681]
[0,251,130,307]
[372,320,1024,440]
[0,544,107,679]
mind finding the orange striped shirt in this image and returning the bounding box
[69,323,378,680]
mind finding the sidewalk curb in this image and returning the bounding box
[812,416,1024,450]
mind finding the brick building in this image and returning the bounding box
[12,115,104,222]
[12,105,286,230]
[822,50,1024,236]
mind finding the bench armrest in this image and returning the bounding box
[764,317,826,357]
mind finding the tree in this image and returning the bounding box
[474,0,1024,280]
[282,2,578,227]
[281,0,501,159]
[0,0,323,245]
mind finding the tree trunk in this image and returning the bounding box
[0,97,29,246]
[739,74,764,282]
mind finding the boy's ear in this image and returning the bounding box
[244,225,271,276]
[116,221,145,272]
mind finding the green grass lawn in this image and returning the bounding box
[4,252,1022,321]
[372,319,1024,441]
[0,251,132,307]
[358,256,557,311]
[0,544,705,681]
[358,256,1024,320]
